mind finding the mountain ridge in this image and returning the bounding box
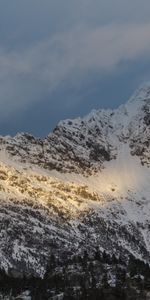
[0,84,149,290]
[0,83,149,173]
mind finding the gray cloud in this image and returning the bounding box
[1,0,150,51]
[1,22,150,120]
[1,0,150,135]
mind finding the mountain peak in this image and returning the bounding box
[128,82,150,104]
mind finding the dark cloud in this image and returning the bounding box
[0,0,150,135]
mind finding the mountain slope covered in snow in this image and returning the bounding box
[0,84,150,298]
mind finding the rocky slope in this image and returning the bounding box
[0,84,149,298]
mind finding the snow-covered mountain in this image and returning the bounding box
[0,83,150,285]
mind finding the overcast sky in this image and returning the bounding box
[1,0,150,136]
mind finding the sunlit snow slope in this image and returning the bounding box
[0,84,149,277]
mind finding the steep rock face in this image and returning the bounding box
[0,110,114,174]
[0,84,149,279]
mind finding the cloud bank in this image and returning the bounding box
[0,22,150,120]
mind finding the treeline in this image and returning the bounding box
[0,250,150,299]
